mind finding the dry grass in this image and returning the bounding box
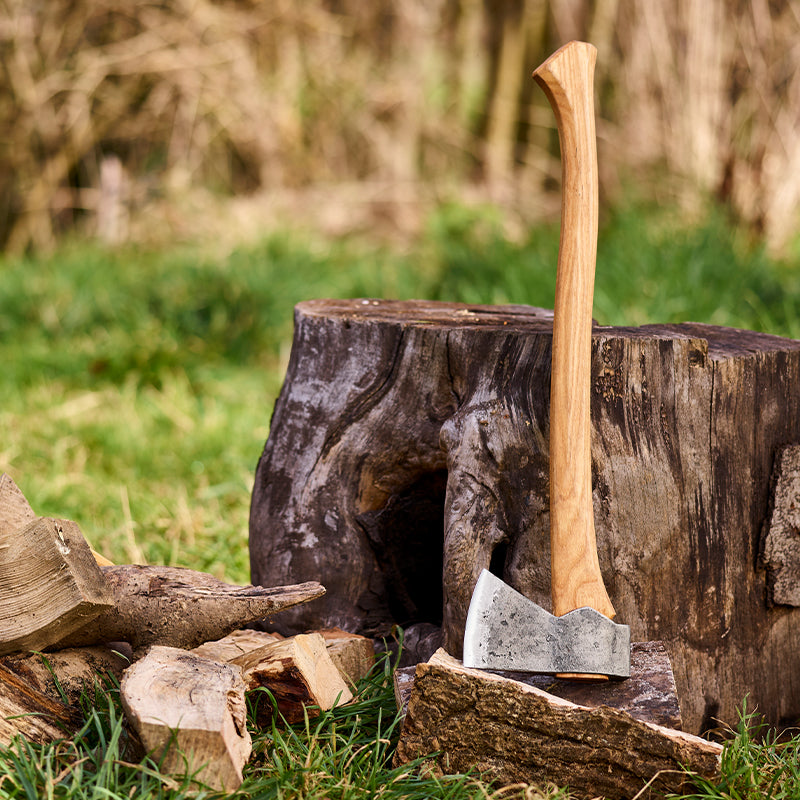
[1,0,799,254]
[611,0,800,251]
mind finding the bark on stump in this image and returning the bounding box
[249,298,800,733]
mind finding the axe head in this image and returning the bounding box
[463,570,630,678]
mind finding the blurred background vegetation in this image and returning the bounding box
[2,0,800,574]
[2,0,800,255]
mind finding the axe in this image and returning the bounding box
[463,41,630,679]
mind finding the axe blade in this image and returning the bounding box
[463,570,631,678]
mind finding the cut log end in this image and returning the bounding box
[0,516,114,655]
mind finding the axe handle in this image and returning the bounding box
[533,42,615,620]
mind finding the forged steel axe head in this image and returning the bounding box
[463,570,631,678]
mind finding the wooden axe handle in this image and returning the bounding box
[533,42,615,620]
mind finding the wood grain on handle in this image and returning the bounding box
[533,42,615,620]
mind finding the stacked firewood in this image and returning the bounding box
[0,474,374,791]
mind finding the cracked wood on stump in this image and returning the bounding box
[121,646,251,792]
[761,444,800,606]
[394,650,722,800]
[249,298,800,733]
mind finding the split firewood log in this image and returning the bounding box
[121,646,251,792]
[395,649,723,800]
[196,632,353,725]
[193,627,375,688]
[317,628,375,687]
[1,645,132,705]
[0,662,80,745]
[0,475,114,655]
[191,628,281,661]
[55,565,325,652]
[393,641,681,729]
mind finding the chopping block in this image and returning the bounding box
[249,296,800,734]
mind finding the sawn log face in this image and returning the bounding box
[249,299,800,732]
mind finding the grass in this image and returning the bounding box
[677,703,800,800]
[1,200,800,797]
[0,653,565,800]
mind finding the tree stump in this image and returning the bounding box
[249,298,800,733]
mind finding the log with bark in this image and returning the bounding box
[393,641,681,729]
[0,662,81,745]
[394,650,723,800]
[56,565,325,652]
[249,298,800,732]
[121,646,252,792]
[1,645,131,706]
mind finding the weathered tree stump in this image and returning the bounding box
[249,298,800,733]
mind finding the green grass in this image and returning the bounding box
[677,703,800,800]
[0,654,564,799]
[1,201,799,797]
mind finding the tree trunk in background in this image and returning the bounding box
[250,299,800,733]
